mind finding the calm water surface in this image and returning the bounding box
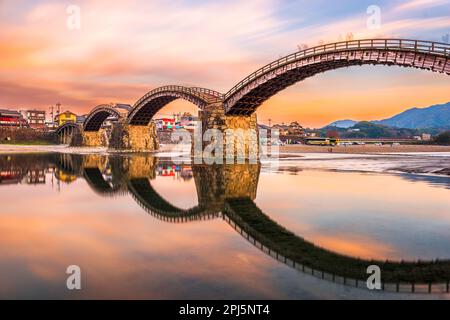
[0,153,449,299]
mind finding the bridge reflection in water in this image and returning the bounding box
[19,153,450,294]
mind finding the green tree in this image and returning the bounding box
[434,131,450,144]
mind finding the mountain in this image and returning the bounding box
[325,119,358,128]
[342,121,417,139]
[325,102,450,130]
[374,102,450,129]
[318,121,419,139]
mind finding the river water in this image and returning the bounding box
[0,152,449,299]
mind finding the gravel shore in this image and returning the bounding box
[1,143,450,155]
[0,144,108,154]
[279,144,450,154]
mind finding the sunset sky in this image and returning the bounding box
[1,0,449,127]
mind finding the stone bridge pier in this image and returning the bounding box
[193,162,261,213]
[194,103,259,160]
[109,120,159,152]
[81,129,109,147]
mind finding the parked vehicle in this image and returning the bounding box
[305,137,339,146]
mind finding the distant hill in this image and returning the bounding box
[374,102,450,129]
[325,102,450,130]
[326,119,357,128]
[319,121,419,139]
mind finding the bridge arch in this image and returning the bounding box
[127,178,218,223]
[84,103,131,132]
[55,122,81,144]
[82,156,129,196]
[224,39,450,115]
[55,122,79,135]
[127,85,224,125]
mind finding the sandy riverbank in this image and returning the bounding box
[1,143,450,155]
[0,144,108,154]
[1,143,449,177]
[279,144,450,154]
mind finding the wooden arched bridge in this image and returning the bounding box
[58,38,449,156]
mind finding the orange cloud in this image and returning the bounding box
[0,0,448,127]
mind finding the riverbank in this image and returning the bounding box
[0,144,108,154]
[1,143,450,155]
[279,144,450,154]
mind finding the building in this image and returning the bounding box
[26,169,46,184]
[287,121,304,135]
[421,133,432,141]
[0,109,27,127]
[0,168,24,184]
[271,121,305,136]
[154,118,176,130]
[55,111,77,127]
[178,113,198,131]
[20,109,46,129]
[272,124,290,136]
[76,115,87,125]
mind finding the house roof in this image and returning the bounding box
[0,109,22,117]
[55,111,77,119]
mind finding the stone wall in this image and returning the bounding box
[0,127,57,144]
[70,131,84,146]
[193,163,260,212]
[197,103,259,160]
[82,154,109,170]
[109,120,159,152]
[124,154,157,179]
[81,130,108,147]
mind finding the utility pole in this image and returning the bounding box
[268,118,272,127]
[49,105,54,128]
[54,102,61,128]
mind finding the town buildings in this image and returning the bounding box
[154,112,198,131]
[54,111,77,126]
[271,121,305,136]
[154,117,176,130]
[0,109,27,127]
[20,109,46,129]
[0,107,83,130]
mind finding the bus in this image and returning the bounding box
[305,137,339,146]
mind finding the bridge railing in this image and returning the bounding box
[189,87,224,103]
[224,39,450,101]
[133,85,223,109]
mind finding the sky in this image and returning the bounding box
[0,0,449,127]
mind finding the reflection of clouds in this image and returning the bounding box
[1,153,450,298]
[308,234,396,261]
[0,176,283,299]
[255,169,450,261]
[151,174,199,210]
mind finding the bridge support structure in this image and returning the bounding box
[195,103,259,160]
[109,120,159,152]
[193,162,260,213]
[81,129,108,147]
